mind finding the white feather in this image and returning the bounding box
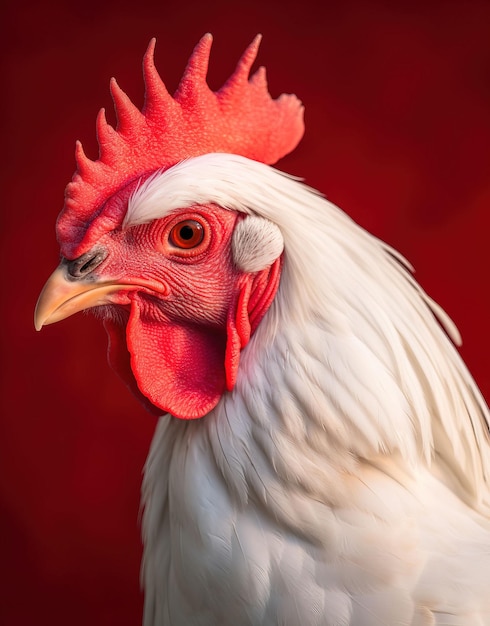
[231,215,284,272]
[136,153,490,625]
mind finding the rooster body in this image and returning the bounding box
[35,38,490,625]
[139,156,490,625]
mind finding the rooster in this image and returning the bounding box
[35,35,490,625]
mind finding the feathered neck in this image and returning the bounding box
[140,155,490,626]
[138,153,490,513]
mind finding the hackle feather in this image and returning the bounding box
[139,154,490,625]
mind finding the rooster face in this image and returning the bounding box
[35,182,284,419]
[35,35,301,419]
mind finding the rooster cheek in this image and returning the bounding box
[148,271,236,327]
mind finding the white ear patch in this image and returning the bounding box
[231,215,284,273]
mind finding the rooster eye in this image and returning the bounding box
[169,220,205,249]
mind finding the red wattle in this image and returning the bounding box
[224,257,282,391]
[125,295,227,419]
[103,256,283,420]
[104,317,162,416]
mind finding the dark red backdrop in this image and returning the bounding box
[1,1,489,624]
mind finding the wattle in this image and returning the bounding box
[104,294,228,419]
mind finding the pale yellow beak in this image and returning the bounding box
[34,266,131,331]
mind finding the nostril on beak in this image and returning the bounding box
[65,249,107,279]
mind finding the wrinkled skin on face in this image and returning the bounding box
[36,203,282,419]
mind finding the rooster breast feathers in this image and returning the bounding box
[139,153,490,624]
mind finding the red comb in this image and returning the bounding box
[58,34,304,248]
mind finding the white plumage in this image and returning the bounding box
[135,154,490,625]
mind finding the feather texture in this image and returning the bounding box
[138,154,490,624]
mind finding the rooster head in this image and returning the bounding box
[35,35,304,419]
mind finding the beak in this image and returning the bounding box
[34,266,129,331]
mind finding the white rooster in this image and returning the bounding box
[35,35,490,625]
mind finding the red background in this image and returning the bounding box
[1,1,489,624]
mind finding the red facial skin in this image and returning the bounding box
[78,204,280,419]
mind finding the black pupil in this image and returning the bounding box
[180,225,195,240]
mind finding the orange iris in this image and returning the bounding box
[169,220,205,249]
